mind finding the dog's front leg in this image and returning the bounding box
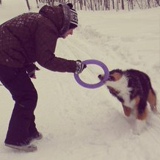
[122,105,132,117]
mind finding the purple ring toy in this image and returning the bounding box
[74,59,109,89]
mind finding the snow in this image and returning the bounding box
[0,0,160,159]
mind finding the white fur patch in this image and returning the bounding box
[106,75,135,109]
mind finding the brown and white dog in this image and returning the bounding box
[98,69,157,132]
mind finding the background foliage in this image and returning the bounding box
[34,0,160,10]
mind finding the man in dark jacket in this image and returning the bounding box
[0,3,86,152]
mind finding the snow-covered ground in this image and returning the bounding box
[0,0,160,160]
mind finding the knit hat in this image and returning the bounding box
[67,3,78,29]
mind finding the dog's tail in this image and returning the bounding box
[148,87,157,112]
[147,79,157,112]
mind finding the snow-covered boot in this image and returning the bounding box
[5,143,37,152]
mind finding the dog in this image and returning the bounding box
[98,69,157,133]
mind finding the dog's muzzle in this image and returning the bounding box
[98,74,104,81]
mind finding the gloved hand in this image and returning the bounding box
[75,60,87,74]
[26,64,40,79]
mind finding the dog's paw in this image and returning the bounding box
[132,119,147,135]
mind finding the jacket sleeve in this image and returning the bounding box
[35,22,77,73]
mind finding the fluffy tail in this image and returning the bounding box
[148,87,157,112]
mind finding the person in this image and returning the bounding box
[0,3,86,152]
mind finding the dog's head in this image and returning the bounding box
[98,69,123,81]
[98,69,123,82]
[98,69,124,97]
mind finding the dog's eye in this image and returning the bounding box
[109,76,115,81]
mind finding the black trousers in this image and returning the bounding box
[0,65,38,145]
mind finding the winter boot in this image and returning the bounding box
[29,132,43,142]
[5,143,37,152]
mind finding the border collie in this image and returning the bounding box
[98,69,157,134]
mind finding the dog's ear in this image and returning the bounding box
[110,69,123,75]
[109,69,123,81]
[108,75,115,81]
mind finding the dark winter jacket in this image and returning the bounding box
[0,4,77,73]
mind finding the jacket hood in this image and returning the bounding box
[39,4,71,37]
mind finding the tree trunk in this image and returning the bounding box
[26,0,30,10]
[121,0,124,10]
[155,0,160,5]
[112,0,115,9]
[31,0,160,11]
